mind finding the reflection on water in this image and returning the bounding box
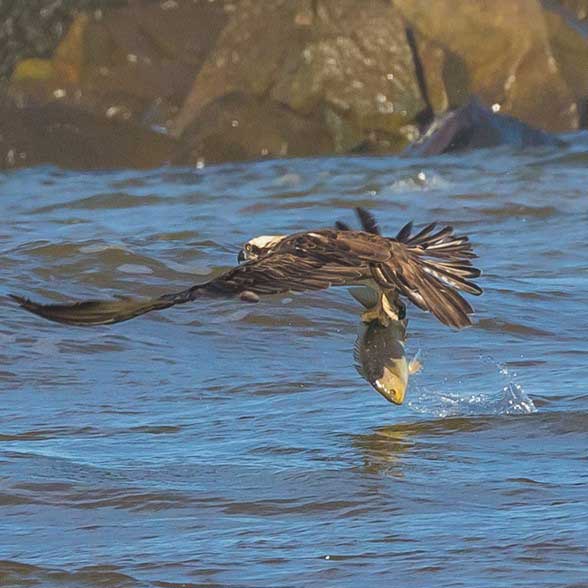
[2,140,588,587]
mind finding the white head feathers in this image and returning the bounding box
[248,235,286,249]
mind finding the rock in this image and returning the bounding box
[5,0,588,168]
[394,0,582,132]
[0,0,131,81]
[0,100,177,170]
[542,4,588,125]
[8,0,231,128]
[404,97,565,157]
[556,0,588,20]
[173,92,333,164]
[172,0,426,155]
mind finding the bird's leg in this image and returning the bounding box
[360,293,390,326]
[360,290,406,327]
[361,301,385,325]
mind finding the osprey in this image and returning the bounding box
[9,208,482,328]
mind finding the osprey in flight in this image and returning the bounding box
[10,209,482,328]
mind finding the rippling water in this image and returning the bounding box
[1,139,588,587]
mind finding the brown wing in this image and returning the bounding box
[9,225,482,328]
[204,230,389,296]
[8,230,387,326]
[371,224,482,329]
[206,253,363,296]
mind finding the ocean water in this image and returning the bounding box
[1,140,588,587]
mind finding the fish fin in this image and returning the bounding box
[408,351,422,375]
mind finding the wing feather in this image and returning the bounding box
[10,217,482,330]
[374,222,482,328]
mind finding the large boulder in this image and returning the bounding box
[171,0,426,158]
[173,92,333,164]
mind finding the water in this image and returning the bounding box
[1,139,588,587]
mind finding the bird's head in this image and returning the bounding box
[238,235,286,263]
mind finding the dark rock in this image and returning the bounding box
[8,0,231,128]
[395,0,583,132]
[404,97,565,157]
[0,99,177,170]
[0,0,133,80]
[554,0,588,20]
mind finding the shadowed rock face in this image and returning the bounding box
[404,98,565,157]
[173,93,334,165]
[556,0,588,20]
[0,100,177,170]
[394,0,588,132]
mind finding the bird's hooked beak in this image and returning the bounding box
[237,249,246,263]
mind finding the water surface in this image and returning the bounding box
[1,141,588,587]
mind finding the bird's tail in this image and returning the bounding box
[380,221,482,328]
[8,286,202,327]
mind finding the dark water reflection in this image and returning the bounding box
[1,139,588,586]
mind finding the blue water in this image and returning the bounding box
[1,142,588,587]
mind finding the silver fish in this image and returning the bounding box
[351,287,421,405]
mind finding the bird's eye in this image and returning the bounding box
[245,244,252,252]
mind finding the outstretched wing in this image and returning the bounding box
[9,231,385,326]
[9,223,483,329]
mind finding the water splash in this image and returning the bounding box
[407,356,536,417]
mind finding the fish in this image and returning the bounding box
[351,286,421,405]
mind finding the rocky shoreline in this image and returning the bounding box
[1,0,587,169]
